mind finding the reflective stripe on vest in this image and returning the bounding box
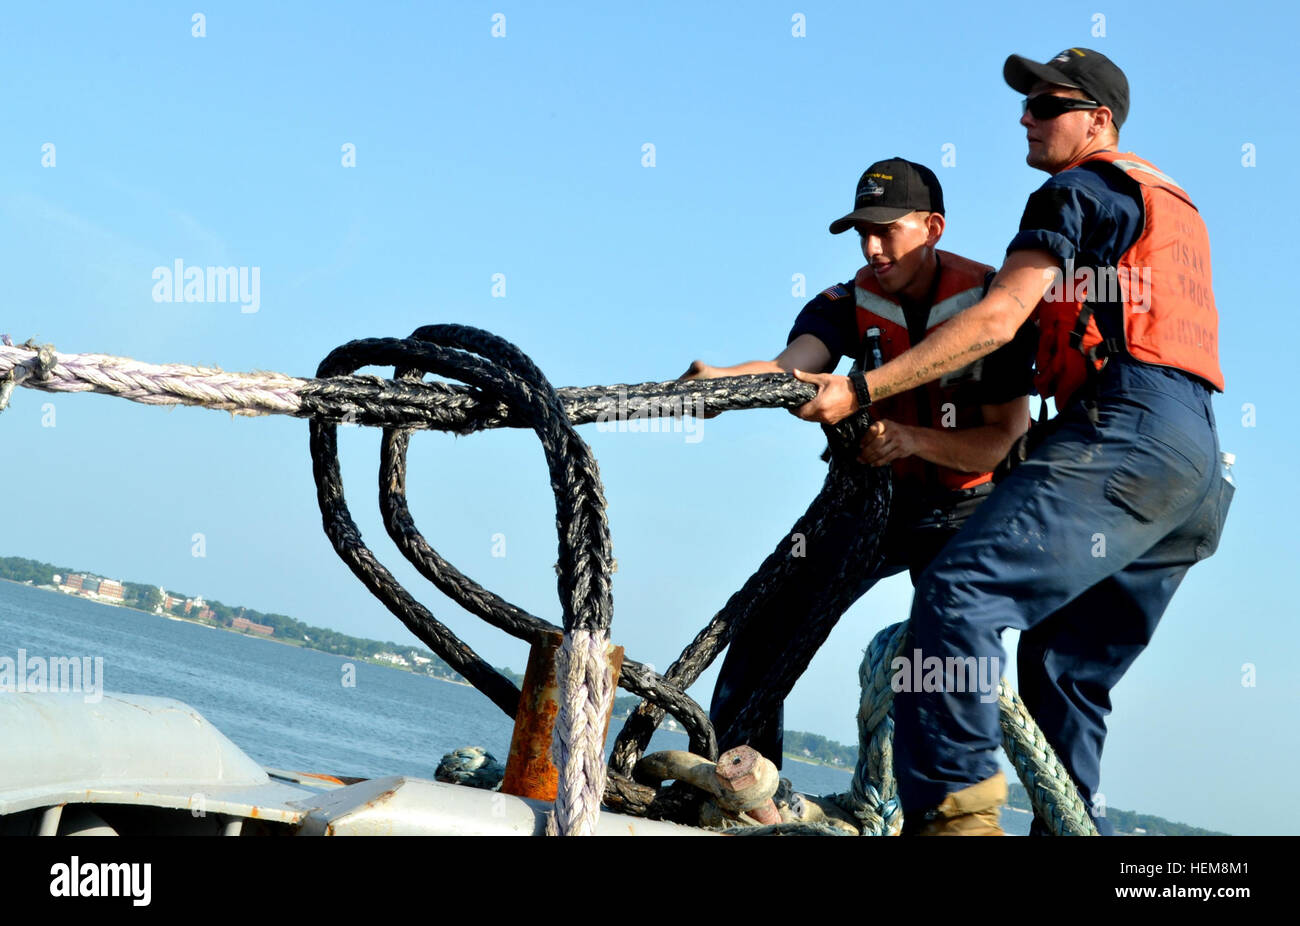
[1033,151,1225,406]
[1107,158,1185,191]
[853,251,997,493]
[855,286,983,332]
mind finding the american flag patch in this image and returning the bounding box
[820,284,849,300]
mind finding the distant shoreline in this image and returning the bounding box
[1,577,475,683]
[783,754,851,772]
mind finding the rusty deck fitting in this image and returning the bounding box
[714,745,781,824]
[500,631,624,802]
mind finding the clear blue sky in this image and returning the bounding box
[2,1,1295,835]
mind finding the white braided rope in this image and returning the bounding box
[546,630,615,836]
[0,344,307,415]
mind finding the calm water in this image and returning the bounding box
[0,580,853,798]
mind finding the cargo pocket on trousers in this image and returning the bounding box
[1103,414,1206,524]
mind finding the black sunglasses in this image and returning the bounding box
[1022,95,1102,120]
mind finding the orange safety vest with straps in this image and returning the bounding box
[1033,150,1225,407]
[854,250,999,493]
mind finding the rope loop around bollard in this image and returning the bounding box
[311,326,619,834]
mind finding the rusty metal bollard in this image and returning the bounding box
[500,630,624,801]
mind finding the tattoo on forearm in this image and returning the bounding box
[871,338,1000,401]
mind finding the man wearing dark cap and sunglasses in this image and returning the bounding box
[795,49,1231,835]
[680,158,1035,775]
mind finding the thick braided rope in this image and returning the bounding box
[307,326,750,829]
[0,338,56,409]
[310,327,618,836]
[998,680,1099,836]
[837,621,1099,836]
[0,341,813,428]
[832,621,909,836]
[545,630,616,836]
[0,344,306,414]
[378,405,717,758]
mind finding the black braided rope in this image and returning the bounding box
[304,324,888,811]
[609,415,891,775]
[315,328,614,637]
[297,360,814,434]
[305,326,730,754]
[379,326,716,756]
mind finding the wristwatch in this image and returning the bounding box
[848,370,872,411]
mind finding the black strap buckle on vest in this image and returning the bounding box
[1073,334,1125,425]
[995,285,1120,482]
[1076,338,1123,426]
[1086,337,1125,367]
[1066,287,1128,425]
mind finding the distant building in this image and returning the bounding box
[163,594,184,611]
[231,616,273,636]
[198,607,215,621]
[375,652,409,667]
[98,579,124,602]
[63,574,84,592]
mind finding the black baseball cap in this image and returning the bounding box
[1004,47,1130,128]
[828,158,945,234]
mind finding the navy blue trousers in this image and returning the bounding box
[893,361,1233,835]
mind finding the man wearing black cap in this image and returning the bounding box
[795,50,1231,836]
[681,158,1035,774]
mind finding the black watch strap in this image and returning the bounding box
[848,370,872,411]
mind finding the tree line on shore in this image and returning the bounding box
[0,555,470,683]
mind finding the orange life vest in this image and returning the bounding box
[854,251,997,493]
[1034,151,1225,406]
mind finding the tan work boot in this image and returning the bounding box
[912,771,1007,836]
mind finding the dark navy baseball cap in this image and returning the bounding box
[829,158,945,234]
[1004,47,1130,128]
